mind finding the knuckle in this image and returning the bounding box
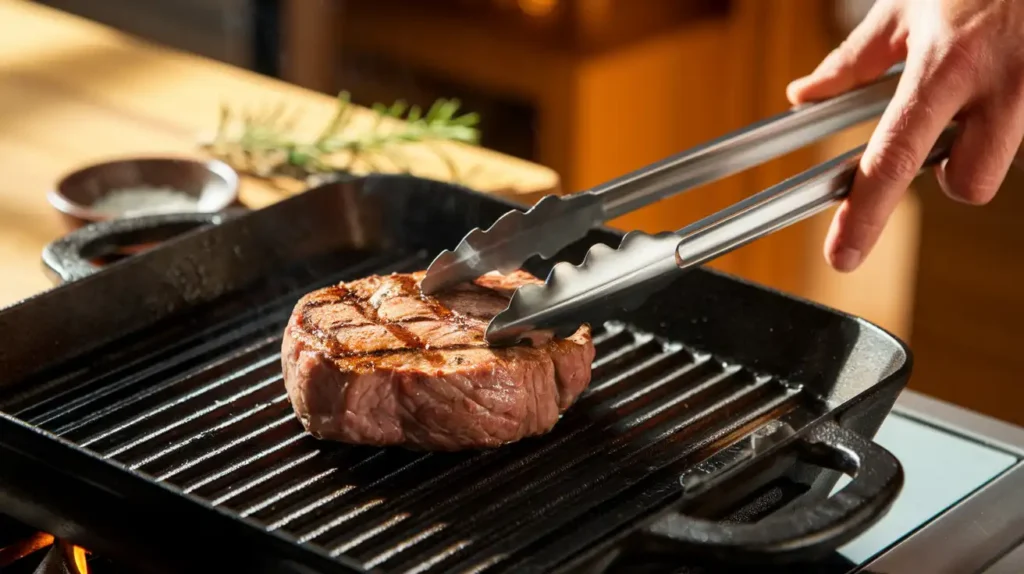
[835,202,887,246]
[823,44,857,75]
[863,136,922,185]
[937,32,986,81]
[846,215,887,244]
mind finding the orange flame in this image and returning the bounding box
[60,539,91,574]
[0,532,90,574]
[0,532,55,566]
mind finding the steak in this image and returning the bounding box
[281,270,595,451]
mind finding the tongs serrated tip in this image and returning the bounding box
[421,193,602,295]
[484,231,683,345]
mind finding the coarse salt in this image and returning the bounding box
[91,186,201,217]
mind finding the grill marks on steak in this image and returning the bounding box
[299,273,519,358]
[281,270,595,451]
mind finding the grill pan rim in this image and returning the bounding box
[0,174,912,573]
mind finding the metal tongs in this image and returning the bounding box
[420,63,955,345]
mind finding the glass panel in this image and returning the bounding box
[834,413,1019,565]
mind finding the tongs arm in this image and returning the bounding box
[484,126,957,345]
[596,63,906,220]
[672,126,958,272]
[422,64,908,294]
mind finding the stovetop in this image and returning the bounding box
[3,390,1022,574]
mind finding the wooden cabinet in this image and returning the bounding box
[908,170,1024,425]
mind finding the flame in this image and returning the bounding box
[0,532,55,566]
[60,540,91,574]
[0,532,89,574]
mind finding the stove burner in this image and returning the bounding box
[0,532,90,574]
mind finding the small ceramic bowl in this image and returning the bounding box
[48,157,240,230]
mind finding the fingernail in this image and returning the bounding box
[934,159,956,200]
[831,247,862,272]
[934,160,974,205]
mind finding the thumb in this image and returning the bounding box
[787,1,906,104]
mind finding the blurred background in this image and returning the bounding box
[13,0,1024,425]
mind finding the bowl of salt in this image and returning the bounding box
[48,157,240,230]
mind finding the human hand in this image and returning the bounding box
[787,0,1024,272]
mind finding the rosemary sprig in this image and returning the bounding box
[204,92,482,187]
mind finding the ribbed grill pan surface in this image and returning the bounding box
[0,249,806,574]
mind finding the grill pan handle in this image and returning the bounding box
[642,419,903,563]
[42,210,246,284]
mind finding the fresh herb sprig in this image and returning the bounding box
[204,92,482,186]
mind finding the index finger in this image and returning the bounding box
[825,48,972,271]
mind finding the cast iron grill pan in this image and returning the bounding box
[0,175,909,574]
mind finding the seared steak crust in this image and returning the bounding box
[281,270,595,451]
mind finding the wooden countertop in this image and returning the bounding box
[0,0,559,308]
